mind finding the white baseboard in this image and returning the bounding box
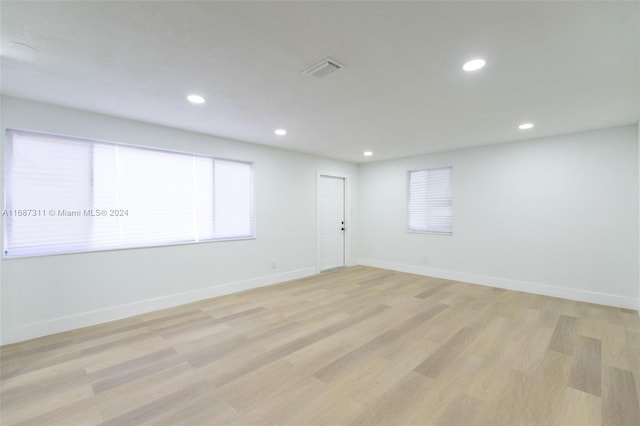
[358,259,639,310]
[3,263,636,345]
[1,267,316,345]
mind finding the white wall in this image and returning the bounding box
[1,96,638,345]
[0,96,359,344]
[359,126,639,308]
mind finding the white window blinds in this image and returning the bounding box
[4,130,254,258]
[408,167,453,234]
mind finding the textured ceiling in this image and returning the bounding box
[1,1,638,163]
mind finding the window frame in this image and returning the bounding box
[406,166,453,236]
[3,129,256,259]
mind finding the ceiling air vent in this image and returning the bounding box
[303,58,344,79]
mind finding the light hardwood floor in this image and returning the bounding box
[1,266,639,425]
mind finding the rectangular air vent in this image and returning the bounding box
[303,58,344,78]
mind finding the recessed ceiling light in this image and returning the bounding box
[462,59,486,72]
[363,151,373,157]
[187,94,205,104]
[274,129,287,136]
[518,123,534,130]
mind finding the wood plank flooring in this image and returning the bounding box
[1,266,639,425]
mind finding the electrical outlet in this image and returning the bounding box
[422,256,428,264]
[271,262,277,270]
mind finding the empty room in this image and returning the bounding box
[1,1,639,425]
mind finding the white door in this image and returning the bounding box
[319,175,345,271]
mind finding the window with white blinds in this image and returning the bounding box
[408,167,453,234]
[4,130,255,258]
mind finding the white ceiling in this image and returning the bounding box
[1,1,638,163]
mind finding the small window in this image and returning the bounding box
[408,167,452,234]
[4,130,255,258]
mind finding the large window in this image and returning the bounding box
[4,130,254,258]
[408,167,452,234]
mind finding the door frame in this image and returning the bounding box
[316,171,351,273]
